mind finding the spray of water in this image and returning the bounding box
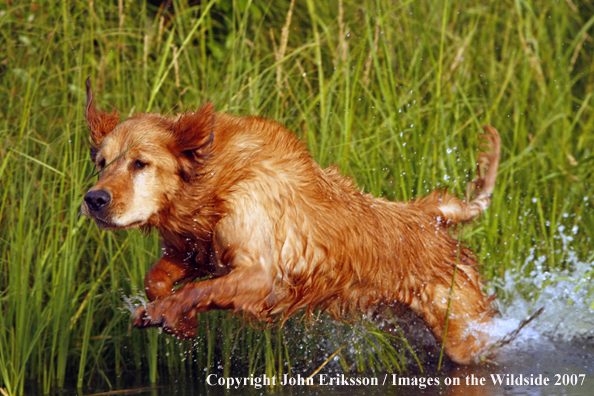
[484,226,594,361]
[121,291,148,315]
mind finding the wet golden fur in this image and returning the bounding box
[81,79,501,364]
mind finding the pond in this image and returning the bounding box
[41,337,594,396]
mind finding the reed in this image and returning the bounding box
[1,0,592,393]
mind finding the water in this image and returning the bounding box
[94,341,594,396]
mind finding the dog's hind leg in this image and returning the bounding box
[428,125,501,224]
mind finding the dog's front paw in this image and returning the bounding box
[133,294,199,339]
[133,305,153,328]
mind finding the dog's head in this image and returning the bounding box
[81,78,215,230]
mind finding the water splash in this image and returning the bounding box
[121,290,149,315]
[489,228,594,355]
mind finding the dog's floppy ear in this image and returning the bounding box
[173,103,215,155]
[85,77,120,145]
[172,103,215,182]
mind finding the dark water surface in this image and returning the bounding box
[41,338,593,396]
[163,340,594,396]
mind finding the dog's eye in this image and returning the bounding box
[90,147,98,161]
[98,158,106,169]
[135,159,148,170]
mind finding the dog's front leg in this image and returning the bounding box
[143,244,206,301]
[133,264,274,339]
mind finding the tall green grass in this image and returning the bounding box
[1,0,593,394]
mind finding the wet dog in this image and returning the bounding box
[81,78,501,364]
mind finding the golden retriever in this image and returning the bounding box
[81,78,500,364]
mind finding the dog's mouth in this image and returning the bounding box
[93,217,144,231]
[93,217,121,230]
[81,201,146,230]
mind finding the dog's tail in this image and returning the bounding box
[433,125,501,225]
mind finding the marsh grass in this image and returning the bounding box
[1,0,593,394]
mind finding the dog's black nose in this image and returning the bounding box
[84,190,111,211]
